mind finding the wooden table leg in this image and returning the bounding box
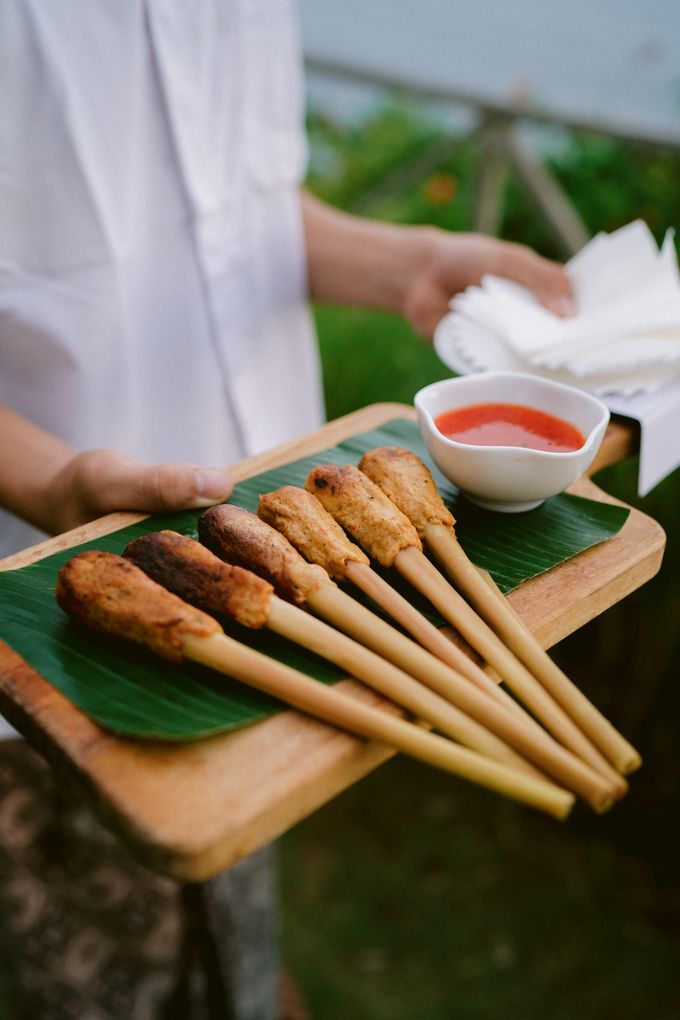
[163,844,279,1020]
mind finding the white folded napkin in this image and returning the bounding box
[434,221,680,494]
[436,220,680,395]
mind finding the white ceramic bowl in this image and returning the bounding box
[414,372,610,512]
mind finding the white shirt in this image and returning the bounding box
[0,0,324,737]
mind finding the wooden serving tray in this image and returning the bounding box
[0,404,666,880]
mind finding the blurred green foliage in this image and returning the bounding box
[306,103,680,248]
[305,103,680,421]
[279,103,680,1019]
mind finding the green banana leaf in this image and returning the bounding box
[0,418,629,741]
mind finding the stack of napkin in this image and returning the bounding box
[435,220,680,396]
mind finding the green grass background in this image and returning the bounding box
[277,108,680,1019]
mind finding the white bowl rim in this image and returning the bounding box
[414,371,610,460]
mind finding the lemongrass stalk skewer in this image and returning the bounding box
[359,446,641,777]
[56,551,575,820]
[199,506,619,811]
[307,461,626,795]
[256,484,527,722]
[432,535,641,773]
[124,531,541,777]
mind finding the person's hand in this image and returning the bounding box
[403,230,575,339]
[44,449,234,533]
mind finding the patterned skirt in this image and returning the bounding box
[0,741,279,1020]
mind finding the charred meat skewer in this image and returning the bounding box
[360,446,641,776]
[124,531,541,777]
[257,484,527,722]
[199,506,618,811]
[306,462,626,796]
[55,551,575,819]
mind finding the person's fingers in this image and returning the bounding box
[406,234,577,339]
[45,450,233,532]
[501,245,576,317]
[106,459,233,513]
[403,277,450,339]
[59,450,234,522]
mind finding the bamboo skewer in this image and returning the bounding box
[343,559,528,721]
[307,461,626,795]
[186,634,573,818]
[306,583,615,810]
[56,551,575,820]
[426,528,642,775]
[394,545,626,793]
[199,505,618,810]
[322,550,587,766]
[255,484,528,722]
[265,596,541,777]
[123,531,541,777]
[357,445,640,778]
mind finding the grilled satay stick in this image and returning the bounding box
[55,551,575,819]
[257,485,527,723]
[360,447,641,777]
[306,463,626,796]
[471,563,648,767]
[123,530,539,776]
[199,506,618,811]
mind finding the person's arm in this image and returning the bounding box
[0,405,233,535]
[301,191,574,337]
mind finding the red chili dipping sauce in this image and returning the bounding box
[434,402,585,453]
